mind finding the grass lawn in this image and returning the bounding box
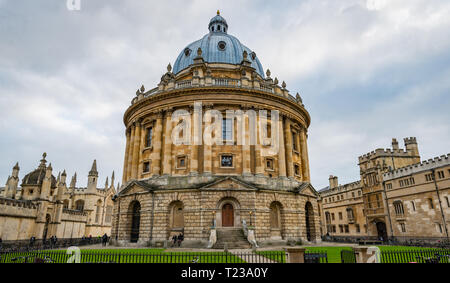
[262,245,449,263]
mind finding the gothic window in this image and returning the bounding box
[386,183,392,190]
[63,200,69,210]
[105,205,112,223]
[356,224,360,233]
[220,155,233,167]
[95,200,102,223]
[411,201,416,211]
[338,212,343,220]
[346,208,354,220]
[400,223,406,233]
[75,200,84,211]
[437,171,445,179]
[393,201,404,216]
[425,173,434,182]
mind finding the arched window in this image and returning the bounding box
[393,201,404,216]
[346,207,355,221]
[75,200,84,211]
[170,201,184,229]
[95,200,102,223]
[105,205,113,223]
[63,199,70,210]
[270,202,282,229]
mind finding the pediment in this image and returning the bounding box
[298,183,320,197]
[200,177,258,191]
[118,180,154,196]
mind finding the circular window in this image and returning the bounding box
[218,41,226,51]
[251,52,256,60]
[184,48,191,57]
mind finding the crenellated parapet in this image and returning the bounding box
[319,180,362,197]
[383,153,450,181]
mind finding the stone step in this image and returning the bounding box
[213,228,251,249]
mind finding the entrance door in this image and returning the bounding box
[222,204,234,227]
[376,222,387,241]
[130,202,141,243]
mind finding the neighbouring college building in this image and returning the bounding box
[0,153,116,242]
[110,12,321,248]
[319,138,450,245]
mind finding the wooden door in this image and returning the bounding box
[222,204,234,227]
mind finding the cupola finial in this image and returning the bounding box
[217,10,220,15]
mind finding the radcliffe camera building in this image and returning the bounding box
[111,12,320,248]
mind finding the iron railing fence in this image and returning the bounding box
[304,252,328,263]
[0,237,104,252]
[322,235,450,248]
[380,249,450,263]
[0,250,287,264]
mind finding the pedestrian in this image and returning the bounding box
[102,233,108,246]
[171,235,177,247]
[177,232,184,247]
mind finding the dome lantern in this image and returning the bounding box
[208,11,228,34]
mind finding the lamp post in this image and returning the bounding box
[249,211,253,226]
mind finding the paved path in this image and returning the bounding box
[229,249,278,263]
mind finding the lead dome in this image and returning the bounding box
[173,11,265,78]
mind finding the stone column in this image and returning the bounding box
[151,112,163,176]
[131,121,142,180]
[126,124,135,181]
[190,106,199,175]
[137,125,146,178]
[203,105,213,175]
[278,116,287,178]
[162,109,173,175]
[255,114,264,176]
[122,128,131,183]
[242,112,252,175]
[300,127,311,182]
[284,117,294,178]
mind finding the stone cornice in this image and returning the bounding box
[124,87,311,129]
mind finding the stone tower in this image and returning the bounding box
[87,160,98,193]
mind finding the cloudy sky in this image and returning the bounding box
[0,0,449,189]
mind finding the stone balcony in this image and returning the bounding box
[132,76,303,106]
